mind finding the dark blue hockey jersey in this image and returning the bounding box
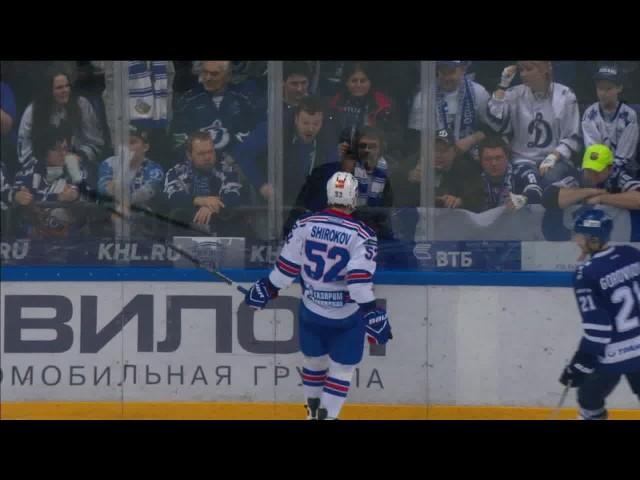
[481,162,543,209]
[163,161,242,210]
[171,85,258,155]
[573,244,640,373]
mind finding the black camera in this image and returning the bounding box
[339,125,361,160]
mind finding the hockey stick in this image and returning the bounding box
[549,380,572,420]
[163,240,248,294]
[104,203,249,294]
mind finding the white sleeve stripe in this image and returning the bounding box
[583,333,611,344]
[583,323,613,331]
[576,289,592,294]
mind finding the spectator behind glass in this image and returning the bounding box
[283,61,311,134]
[97,125,165,235]
[17,68,105,184]
[291,126,394,240]
[542,143,640,211]
[328,62,402,157]
[1,78,18,176]
[283,96,338,207]
[12,127,92,239]
[92,61,175,164]
[163,131,245,236]
[582,64,639,176]
[229,95,338,205]
[1,160,9,213]
[486,61,581,187]
[400,129,485,213]
[477,136,542,212]
[408,61,492,159]
[171,61,258,163]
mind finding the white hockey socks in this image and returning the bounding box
[319,360,355,420]
[302,355,329,408]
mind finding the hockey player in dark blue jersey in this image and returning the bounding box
[243,171,392,420]
[560,209,640,419]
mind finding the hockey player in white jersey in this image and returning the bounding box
[560,209,640,419]
[581,64,639,176]
[243,171,392,420]
[486,61,582,186]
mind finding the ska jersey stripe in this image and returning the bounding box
[302,368,327,387]
[347,269,373,285]
[324,377,350,398]
[276,256,300,278]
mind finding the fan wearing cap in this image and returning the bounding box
[487,61,581,186]
[582,64,639,176]
[542,143,640,210]
[408,61,491,158]
[414,128,486,212]
[97,124,165,223]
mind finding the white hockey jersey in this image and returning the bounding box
[268,209,378,320]
[581,102,639,172]
[487,83,582,165]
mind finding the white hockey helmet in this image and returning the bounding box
[327,171,359,210]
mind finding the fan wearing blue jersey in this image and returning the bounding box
[243,171,392,420]
[560,209,640,419]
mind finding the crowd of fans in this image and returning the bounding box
[1,60,639,245]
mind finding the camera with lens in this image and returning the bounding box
[339,125,361,160]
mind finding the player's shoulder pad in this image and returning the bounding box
[292,211,315,228]
[617,244,640,259]
[574,261,592,283]
[352,218,377,239]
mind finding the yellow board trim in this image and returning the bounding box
[2,402,639,420]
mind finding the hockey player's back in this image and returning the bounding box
[575,244,640,373]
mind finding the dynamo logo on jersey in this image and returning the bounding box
[202,120,231,151]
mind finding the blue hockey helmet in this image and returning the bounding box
[573,209,613,243]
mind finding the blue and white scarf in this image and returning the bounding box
[481,163,513,209]
[128,61,169,128]
[354,157,388,207]
[437,75,477,141]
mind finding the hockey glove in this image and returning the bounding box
[245,278,279,310]
[559,351,598,388]
[361,304,392,345]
